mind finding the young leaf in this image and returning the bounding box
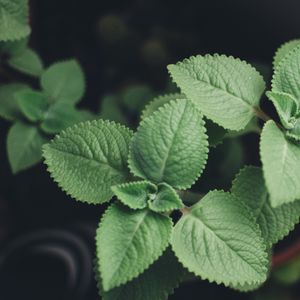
[266,91,298,129]
[41,60,85,104]
[286,118,300,141]
[97,249,185,300]
[0,83,29,121]
[15,90,48,122]
[40,101,85,134]
[273,40,300,68]
[7,121,48,173]
[111,181,157,210]
[231,166,300,246]
[260,120,300,206]
[148,183,184,212]
[0,0,30,41]
[141,93,186,120]
[96,203,172,291]
[8,48,44,77]
[129,99,208,189]
[272,45,300,101]
[171,190,268,287]
[168,54,266,130]
[43,120,133,204]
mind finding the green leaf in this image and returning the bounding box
[96,203,172,291]
[231,166,300,246]
[0,0,31,42]
[8,48,44,77]
[266,91,298,129]
[7,121,48,173]
[98,249,185,300]
[168,54,265,130]
[40,101,86,134]
[273,40,300,68]
[148,183,183,212]
[272,45,300,102]
[41,60,85,104]
[260,120,300,206]
[0,37,27,56]
[286,118,300,141]
[141,93,186,120]
[111,181,157,210]
[171,190,268,287]
[43,120,133,204]
[122,85,155,114]
[15,89,48,122]
[0,83,28,121]
[129,99,208,189]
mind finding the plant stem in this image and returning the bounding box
[272,239,300,268]
[253,107,271,122]
[180,206,190,215]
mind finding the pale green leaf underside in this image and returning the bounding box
[112,181,157,210]
[141,93,186,120]
[171,190,268,287]
[168,54,265,130]
[0,0,30,42]
[260,120,300,206]
[98,249,185,300]
[7,121,48,173]
[96,203,172,291]
[273,40,300,68]
[15,89,48,122]
[148,183,183,212]
[129,99,208,189]
[0,83,29,121]
[8,48,44,77]
[266,91,298,129]
[43,120,133,204]
[272,45,300,102]
[231,166,300,245]
[41,60,85,104]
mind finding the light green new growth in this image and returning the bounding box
[98,249,185,300]
[260,120,300,206]
[7,121,47,173]
[129,99,208,189]
[0,0,31,41]
[171,190,268,287]
[41,60,85,104]
[43,120,133,204]
[273,39,300,68]
[231,166,300,246]
[96,203,173,291]
[168,54,265,130]
[112,181,157,210]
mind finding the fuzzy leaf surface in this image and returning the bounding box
[266,91,298,129]
[97,249,185,300]
[43,120,133,204]
[15,90,48,122]
[96,203,172,291]
[0,0,30,41]
[8,48,44,77]
[41,60,85,104]
[148,183,184,212]
[272,45,300,102]
[0,83,28,121]
[129,99,208,189]
[260,120,300,206]
[7,121,48,173]
[273,40,300,68]
[171,190,268,287]
[231,166,300,245]
[168,54,265,130]
[111,181,157,210]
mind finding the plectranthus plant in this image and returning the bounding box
[42,39,300,299]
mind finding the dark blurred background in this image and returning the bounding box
[1,0,300,299]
